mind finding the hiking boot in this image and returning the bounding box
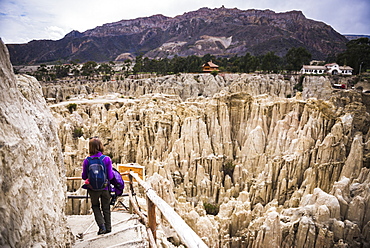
[97,224,106,235]
[106,224,111,234]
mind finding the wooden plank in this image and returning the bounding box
[128,185,147,223]
[67,195,90,199]
[128,174,157,248]
[129,172,208,248]
[67,177,82,180]
[147,196,157,240]
[146,226,157,248]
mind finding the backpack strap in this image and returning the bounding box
[98,155,107,171]
[98,155,108,190]
[87,155,105,163]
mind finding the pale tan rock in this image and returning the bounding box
[302,76,333,100]
[0,40,72,247]
[253,210,282,248]
[44,72,370,247]
[340,133,364,179]
[301,188,341,219]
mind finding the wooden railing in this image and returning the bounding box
[67,172,208,248]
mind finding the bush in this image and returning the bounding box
[66,103,77,113]
[294,75,304,92]
[222,160,235,179]
[204,202,219,215]
[210,70,219,76]
[73,127,83,138]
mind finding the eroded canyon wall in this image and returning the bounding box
[52,73,370,247]
[42,73,294,103]
[0,40,72,247]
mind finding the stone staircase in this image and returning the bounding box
[67,212,148,248]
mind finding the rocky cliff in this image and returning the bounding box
[52,73,370,247]
[0,40,72,247]
[7,7,347,65]
[42,73,293,104]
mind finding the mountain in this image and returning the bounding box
[344,34,370,41]
[6,7,348,65]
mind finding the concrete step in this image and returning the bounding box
[67,212,148,248]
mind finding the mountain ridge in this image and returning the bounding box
[6,7,348,65]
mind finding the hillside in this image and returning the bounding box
[7,7,348,65]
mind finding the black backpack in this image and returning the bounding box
[87,155,108,190]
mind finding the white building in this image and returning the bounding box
[300,63,353,75]
[300,65,326,74]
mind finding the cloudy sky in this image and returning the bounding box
[1,0,369,44]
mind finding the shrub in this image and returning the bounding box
[204,202,219,215]
[211,70,219,76]
[222,160,235,179]
[66,103,77,113]
[73,127,83,138]
[294,75,304,92]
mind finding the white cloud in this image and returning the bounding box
[45,26,68,40]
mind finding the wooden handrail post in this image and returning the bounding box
[147,196,157,241]
[129,171,208,248]
[128,173,134,214]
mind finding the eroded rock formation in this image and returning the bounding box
[0,40,72,247]
[42,73,294,103]
[53,72,370,247]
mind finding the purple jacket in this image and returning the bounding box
[82,152,113,190]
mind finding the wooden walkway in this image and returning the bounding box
[66,171,208,248]
[67,211,148,248]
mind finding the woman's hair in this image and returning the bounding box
[89,138,104,155]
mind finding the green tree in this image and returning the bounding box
[122,59,132,77]
[132,55,143,75]
[285,47,312,72]
[171,56,187,74]
[98,63,113,81]
[69,60,80,77]
[238,53,260,73]
[337,38,370,74]
[81,61,97,78]
[202,54,216,64]
[155,58,170,75]
[54,64,71,78]
[261,52,281,73]
[34,64,49,81]
[186,55,202,73]
[246,55,259,73]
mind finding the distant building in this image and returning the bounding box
[300,63,353,75]
[202,61,219,72]
[300,65,326,74]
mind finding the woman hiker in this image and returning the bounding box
[82,137,114,235]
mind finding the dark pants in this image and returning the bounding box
[88,189,111,231]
